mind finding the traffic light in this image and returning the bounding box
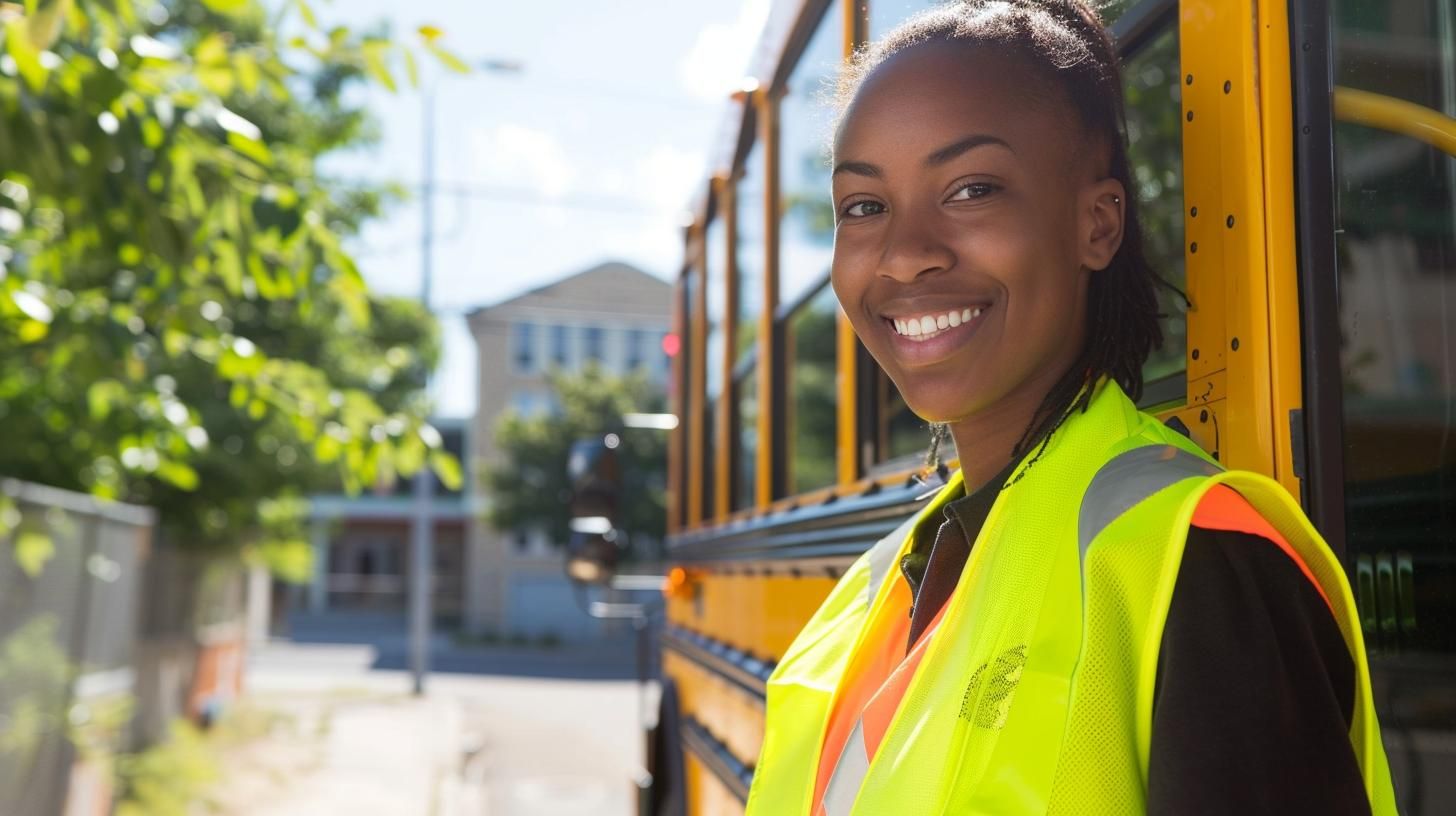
[565,434,623,585]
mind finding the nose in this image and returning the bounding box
[879,206,956,283]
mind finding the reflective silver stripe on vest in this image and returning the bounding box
[822,719,870,816]
[866,513,919,606]
[1078,444,1223,557]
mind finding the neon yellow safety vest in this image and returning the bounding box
[745,380,1397,815]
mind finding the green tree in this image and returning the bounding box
[0,0,465,567]
[486,366,668,556]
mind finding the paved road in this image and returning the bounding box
[244,624,655,816]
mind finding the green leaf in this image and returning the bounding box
[17,319,48,343]
[88,379,124,420]
[423,40,469,74]
[235,51,260,94]
[199,0,248,14]
[361,41,396,92]
[0,496,19,537]
[430,449,462,491]
[26,0,72,52]
[155,460,199,490]
[194,32,227,66]
[5,16,48,91]
[14,531,54,578]
[401,47,419,88]
[215,241,244,294]
[227,130,273,165]
[294,0,318,29]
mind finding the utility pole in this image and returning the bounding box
[407,58,523,697]
[409,86,437,697]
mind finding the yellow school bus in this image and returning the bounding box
[652,1,1456,813]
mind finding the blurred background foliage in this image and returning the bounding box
[0,0,465,573]
[486,366,668,557]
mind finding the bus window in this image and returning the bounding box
[1121,22,1187,394]
[738,145,766,359]
[780,2,846,495]
[704,215,728,519]
[1333,0,1456,656]
[734,144,766,510]
[778,1,840,310]
[734,363,758,511]
[787,283,840,493]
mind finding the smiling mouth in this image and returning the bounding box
[886,306,985,342]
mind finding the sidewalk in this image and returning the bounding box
[217,634,650,815]
[208,688,472,816]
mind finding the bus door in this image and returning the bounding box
[1313,1,1456,811]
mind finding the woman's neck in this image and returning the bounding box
[947,402,1034,493]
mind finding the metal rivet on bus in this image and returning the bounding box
[1190,242,1198,254]
[1186,110,1194,122]
[1303,125,1311,135]
[1226,215,1235,228]
[1224,80,1232,94]
[1231,337,1240,351]
[1190,206,1198,218]
[1303,41,1312,51]
[1192,348,1200,361]
[1200,409,1209,423]
[1186,74,1193,85]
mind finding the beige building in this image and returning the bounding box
[464,261,672,638]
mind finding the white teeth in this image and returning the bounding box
[889,306,987,339]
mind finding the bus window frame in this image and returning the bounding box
[1287,0,1347,555]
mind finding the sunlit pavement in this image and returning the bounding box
[241,633,655,816]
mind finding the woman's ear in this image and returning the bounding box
[1080,177,1126,272]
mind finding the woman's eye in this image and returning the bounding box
[842,200,885,218]
[947,182,998,201]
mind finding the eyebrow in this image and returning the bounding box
[831,133,1013,179]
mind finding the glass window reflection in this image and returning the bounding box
[787,284,841,493]
[779,1,843,308]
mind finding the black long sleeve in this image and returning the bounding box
[1148,526,1370,815]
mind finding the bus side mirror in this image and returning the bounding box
[565,436,622,586]
[565,530,620,586]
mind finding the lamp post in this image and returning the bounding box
[409,57,523,697]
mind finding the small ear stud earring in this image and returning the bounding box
[1112,195,1121,204]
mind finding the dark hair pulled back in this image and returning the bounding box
[838,0,1177,466]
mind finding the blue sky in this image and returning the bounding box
[308,0,769,418]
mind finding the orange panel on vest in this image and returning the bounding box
[1191,484,1334,614]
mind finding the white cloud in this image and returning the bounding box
[470,123,573,199]
[678,0,771,101]
[633,144,705,210]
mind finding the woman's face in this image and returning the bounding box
[830,42,1124,426]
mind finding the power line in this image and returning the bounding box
[330,176,682,217]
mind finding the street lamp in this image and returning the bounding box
[408,56,524,698]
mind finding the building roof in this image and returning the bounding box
[466,262,671,323]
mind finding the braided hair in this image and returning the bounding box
[838,0,1177,473]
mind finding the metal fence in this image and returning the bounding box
[0,478,153,816]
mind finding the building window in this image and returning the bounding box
[626,328,645,370]
[512,322,537,373]
[550,324,570,369]
[583,326,605,367]
[510,391,547,417]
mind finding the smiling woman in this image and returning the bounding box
[655,1,1454,815]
